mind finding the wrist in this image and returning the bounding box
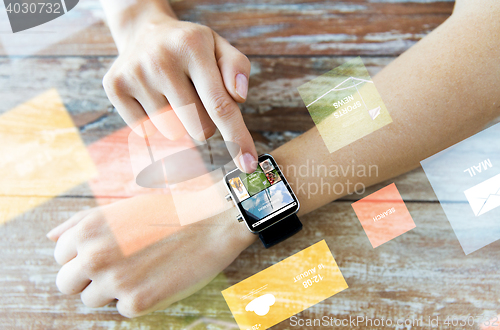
[103,0,177,53]
[221,206,258,250]
[179,177,257,251]
[210,180,258,250]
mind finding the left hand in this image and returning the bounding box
[47,194,255,317]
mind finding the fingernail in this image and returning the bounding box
[46,229,56,240]
[46,223,63,239]
[235,73,248,100]
[239,153,256,173]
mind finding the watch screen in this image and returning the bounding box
[225,155,299,232]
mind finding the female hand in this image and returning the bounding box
[102,9,258,173]
[47,194,256,317]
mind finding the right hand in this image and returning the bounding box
[103,13,258,172]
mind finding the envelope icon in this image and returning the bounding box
[368,106,381,120]
[464,173,500,216]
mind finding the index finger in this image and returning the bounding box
[188,58,258,173]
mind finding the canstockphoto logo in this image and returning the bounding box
[3,0,79,33]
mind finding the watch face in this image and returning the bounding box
[224,154,300,233]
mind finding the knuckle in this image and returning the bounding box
[129,291,150,315]
[174,25,211,54]
[79,248,104,277]
[142,47,174,80]
[109,270,135,297]
[117,300,136,318]
[74,215,101,244]
[108,269,125,287]
[114,63,146,89]
[55,271,68,294]
[75,220,93,242]
[118,292,150,318]
[143,46,163,66]
[210,92,237,120]
[53,234,71,265]
[102,71,127,99]
[109,270,127,290]
[80,289,97,308]
[55,266,78,295]
[81,296,98,309]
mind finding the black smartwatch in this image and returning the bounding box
[224,154,302,248]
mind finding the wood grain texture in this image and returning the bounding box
[2,197,500,329]
[0,0,454,56]
[237,201,500,330]
[0,196,236,330]
[0,56,445,202]
[2,1,500,329]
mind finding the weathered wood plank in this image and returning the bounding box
[3,56,499,203]
[0,56,392,129]
[0,57,111,122]
[0,196,236,330]
[194,1,455,56]
[4,2,500,329]
[227,201,500,330]
[12,55,499,139]
[1,197,498,329]
[0,0,454,56]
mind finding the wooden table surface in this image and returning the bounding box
[2,0,500,329]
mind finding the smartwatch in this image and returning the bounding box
[224,154,302,248]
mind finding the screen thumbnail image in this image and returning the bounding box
[240,166,271,196]
[241,181,294,220]
[259,159,274,173]
[265,169,281,185]
[229,177,250,202]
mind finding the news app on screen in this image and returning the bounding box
[230,158,296,228]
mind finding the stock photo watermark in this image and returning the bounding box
[3,0,79,33]
[276,159,379,199]
[289,314,497,329]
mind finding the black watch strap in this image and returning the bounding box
[258,214,302,248]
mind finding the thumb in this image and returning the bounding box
[214,33,251,103]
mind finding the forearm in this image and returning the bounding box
[273,5,500,215]
[100,0,177,52]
